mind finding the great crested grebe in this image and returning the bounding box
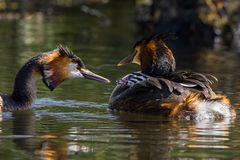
[0,45,110,112]
[109,35,235,120]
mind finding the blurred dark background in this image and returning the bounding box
[0,0,239,49]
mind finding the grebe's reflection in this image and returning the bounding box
[11,111,92,160]
[113,112,235,159]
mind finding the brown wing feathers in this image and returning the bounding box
[134,71,217,98]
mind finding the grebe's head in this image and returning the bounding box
[118,34,176,76]
[39,45,110,91]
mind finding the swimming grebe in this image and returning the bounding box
[109,35,235,120]
[0,45,110,112]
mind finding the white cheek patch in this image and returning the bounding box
[68,63,84,78]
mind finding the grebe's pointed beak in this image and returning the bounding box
[80,68,111,83]
[117,54,134,66]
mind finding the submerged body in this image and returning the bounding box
[0,45,110,112]
[109,35,235,120]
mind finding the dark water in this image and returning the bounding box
[0,1,240,159]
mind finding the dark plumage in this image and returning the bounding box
[109,35,235,120]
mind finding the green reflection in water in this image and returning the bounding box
[0,1,240,160]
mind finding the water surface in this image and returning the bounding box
[0,1,240,159]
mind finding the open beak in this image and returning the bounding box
[117,54,134,66]
[80,69,110,83]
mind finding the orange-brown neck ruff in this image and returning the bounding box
[139,44,154,75]
[39,46,86,90]
[140,38,176,77]
[40,50,72,90]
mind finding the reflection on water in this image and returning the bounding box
[0,1,240,159]
[0,97,239,159]
[185,119,233,149]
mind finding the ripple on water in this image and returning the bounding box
[34,97,107,108]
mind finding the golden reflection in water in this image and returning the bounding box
[35,141,68,160]
[187,144,229,149]
[184,118,234,149]
[34,139,93,160]
[114,112,235,159]
[11,111,93,160]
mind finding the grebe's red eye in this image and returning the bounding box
[76,65,81,70]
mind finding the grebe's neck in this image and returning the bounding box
[3,59,40,111]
